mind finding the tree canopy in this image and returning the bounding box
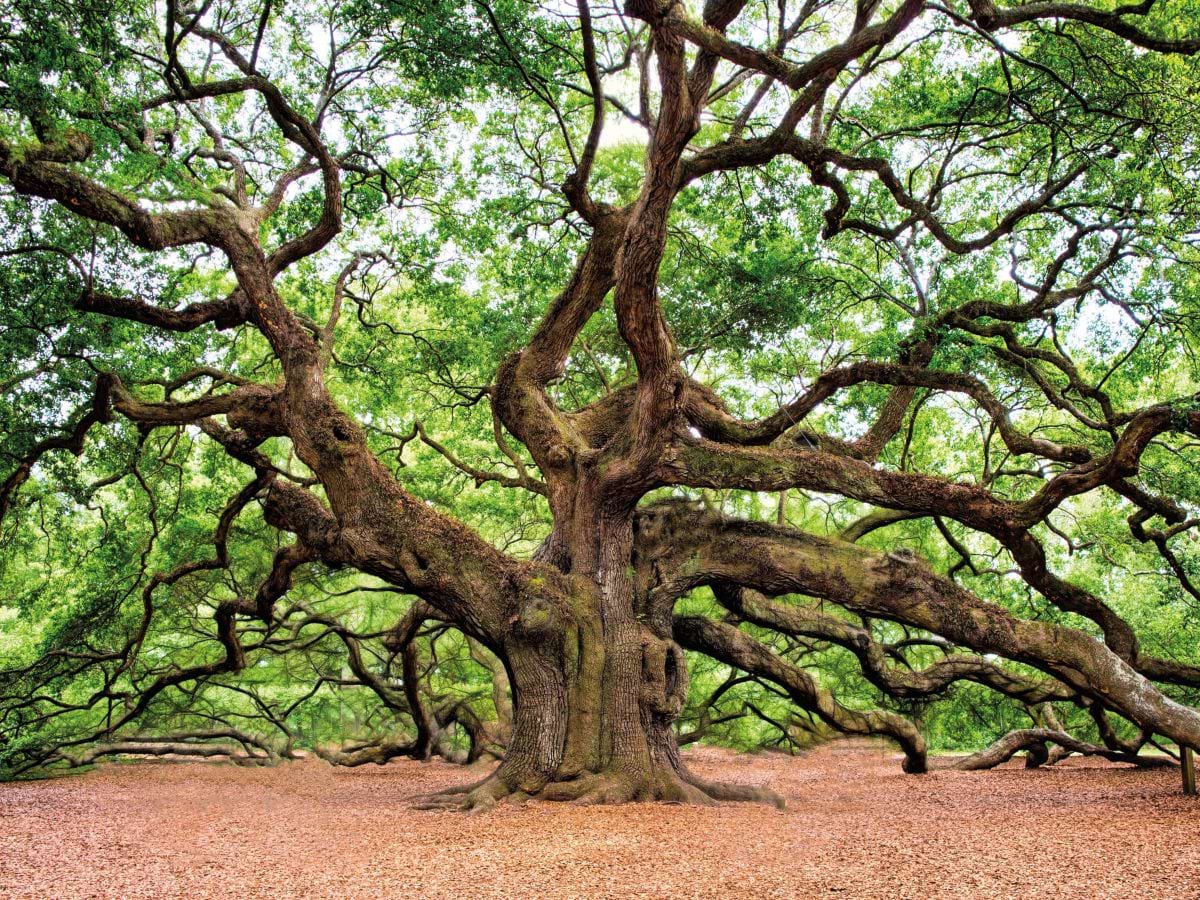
[2,0,1200,805]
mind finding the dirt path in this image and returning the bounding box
[1,740,1196,899]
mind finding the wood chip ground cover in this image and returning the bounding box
[1,740,1196,898]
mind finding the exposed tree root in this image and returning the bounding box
[410,775,520,813]
[410,766,786,811]
[683,770,787,809]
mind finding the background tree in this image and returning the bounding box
[2,0,1200,808]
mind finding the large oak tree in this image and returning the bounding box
[2,0,1200,807]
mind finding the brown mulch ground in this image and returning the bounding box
[1,739,1197,899]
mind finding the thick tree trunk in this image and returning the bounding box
[416,497,783,810]
[418,617,782,809]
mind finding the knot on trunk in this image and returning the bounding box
[640,628,688,716]
[226,386,286,445]
[510,588,567,639]
[546,443,572,468]
[624,0,673,24]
